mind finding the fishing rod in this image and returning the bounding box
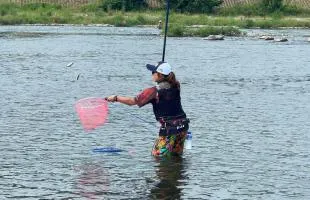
[162,0,171,62]
[130,0,170,126]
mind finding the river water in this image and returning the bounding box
[0,25,310,199]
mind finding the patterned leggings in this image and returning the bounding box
[152,131,187,157]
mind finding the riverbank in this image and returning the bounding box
[1,3,310,37]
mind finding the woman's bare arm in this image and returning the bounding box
[106,95,137,106]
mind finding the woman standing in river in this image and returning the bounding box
[106,61,189,157]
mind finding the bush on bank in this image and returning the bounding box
[219,0,310,17]
[168,24,242,37]
[99,0,147,11]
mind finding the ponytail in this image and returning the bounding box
[165,72,180,90]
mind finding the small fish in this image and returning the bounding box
[66,62,74,67]
[77,73,81,80]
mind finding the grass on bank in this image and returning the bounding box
[0,3,162,26]
[1,3,310,37]
[219,3,310,17]
[169,24,242,37]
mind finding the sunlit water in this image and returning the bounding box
[1,25,310,199]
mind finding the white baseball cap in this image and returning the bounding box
[146,62,172,75]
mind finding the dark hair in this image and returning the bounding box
[158,72,180,90]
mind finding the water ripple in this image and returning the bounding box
[1,25,310,199]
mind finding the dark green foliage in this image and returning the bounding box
[243,19,255,28]
[0,3,18,16]
[260,0,283,13]
[100,0,147,11]
[24,3,62,10]
[169,0,223,13]
[218,0,308,17]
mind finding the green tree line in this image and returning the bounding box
[100,0,286,14]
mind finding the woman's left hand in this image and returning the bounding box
[105,95,117,102]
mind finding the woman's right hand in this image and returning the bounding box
[105,95,117,102]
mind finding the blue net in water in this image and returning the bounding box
[92,147,124,153]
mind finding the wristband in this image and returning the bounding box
[114,95,118,102]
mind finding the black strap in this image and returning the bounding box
[159,118,190,136]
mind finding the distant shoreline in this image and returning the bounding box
[3,23,310,29]
[1,23,310,39]
[1,3,310,37]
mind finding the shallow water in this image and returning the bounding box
[0,25,310,199]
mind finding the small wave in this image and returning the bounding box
[0,31,159,39]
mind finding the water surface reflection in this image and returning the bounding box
[150,157,187,200]
[76,162,110,199]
